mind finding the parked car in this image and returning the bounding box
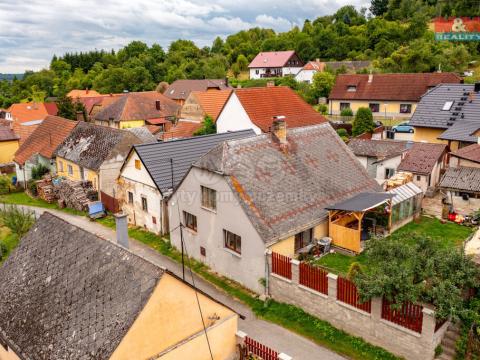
[392,122,414,133]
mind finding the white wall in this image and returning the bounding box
[168,167,267,293]
[216,93,262,135]
[282,66,302,76]
[375,155,403,184]
[295,69,316,83]
[15,155,55,184]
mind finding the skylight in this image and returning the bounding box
[347,85,357,92]
[442,101,454,111]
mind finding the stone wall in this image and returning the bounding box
[267,254,449,360]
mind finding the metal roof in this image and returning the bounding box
[387,182,423,206]
[134,130,255,194]
[326,192,393,212]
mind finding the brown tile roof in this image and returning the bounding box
[348,139,407,159]
[94,91,180,122]
[159,120,203,141]
[398,142,447,175]
[191,89,232,120]
[14,116,77,165]
[165,79,230,101]
[0,126,19,142]
[194,123,379,243]
[233,86,327,132]
[329,73,461,102]
[67,89,101,98]
[450,143,480,164]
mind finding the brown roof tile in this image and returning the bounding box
[398,142,447,175]
[450,143,480,164]
[159,120,203,141]
[67,89,101,98]
[165,79,230,101]
[0,126,19,142]
[348,139,407,159]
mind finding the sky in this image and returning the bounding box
[0,0,367,73]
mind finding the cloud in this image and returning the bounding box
[0,0,367,73]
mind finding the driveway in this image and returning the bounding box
[8,204,345,360]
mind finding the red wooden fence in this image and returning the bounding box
[245,336,279,360]
[381,298,423,333]
[337,276,371,313]
[299,262,328,295]
[272,252,292,280]
[100,191,119,213]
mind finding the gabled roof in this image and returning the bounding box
[450,143,480,164]
[302,61,325,71]
[440,166,480,193]
[95,91,180,122]
[397,142,447,175]
[159,120,203,141]
[55,122,141,171]
[410,84,480,130]
[348,139,407,160]
[193,123,380,243]
[133,129,255,194]
[0,212,163,360]
[165,79,230,101]
[438,121,480,142]
[329,73,461,101]
[14,116,77,165]
[67,89,101,98]
[190,89,232,120]
[8,102,58,122]
[0,126,18,142]
[232,86,327,132]
[248,51,299,68]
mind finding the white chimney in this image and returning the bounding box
[368,73,373,83]
[114,213,129,248]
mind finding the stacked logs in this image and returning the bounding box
[54,180,98,211]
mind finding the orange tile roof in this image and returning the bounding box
[159,120,203,141]
[233,86,327,132]
[67,89,101,98]
[14,115,78,165]
[9,102,58,123]
[191,89,232,121]
[302,61,325,71]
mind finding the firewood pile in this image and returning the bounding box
[36,176,56,203]
[54,179,98,211]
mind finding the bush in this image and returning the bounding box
[352,107,375,136]
[340,107,353,117]
[31,164,49,180]
[193,115,216,136]
[0,241,7,261]
[318,104,328,114]
[0,176,11,195]
[336,128,349,142]
[27,179,38,196]
[0,206,35,237]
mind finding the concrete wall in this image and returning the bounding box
[168,167,267,293]
[355,155,403,185]
[450,156,480,169]
[216,93,262,135]
[447,191,480,214]
[268,255,448,360]
[330,100,417,117]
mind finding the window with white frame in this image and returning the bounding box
[385,168,395,179]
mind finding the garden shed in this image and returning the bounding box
[387,182,423,232]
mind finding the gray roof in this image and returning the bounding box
[324,60,371,72]
[165,79,230,101]
[410,84,480,141]
[126,126,157,143]
[438,120,480,142]
[387,182,423,206]
[193,123,380,243]
[134,130,255,194]
[439,167,480,193]
[325,192,393,212]
[0,212,163,360]
[55,122,141,171]
[348,139,407,160]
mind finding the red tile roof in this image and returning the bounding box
[398,143,447,175]
[67,89,101,98]
[233,86,327,132]
[191,89,232,121]
[302,61,325,71]
[14,116,78,165]
[329,73,462,102]
[159,120,203,141]
[248,51,297,68]
[9,102,57,123]
[450,144,480,164]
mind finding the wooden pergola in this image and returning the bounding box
[326,193,393,253]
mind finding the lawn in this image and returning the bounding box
[0,192,86,216]
[314,216,474,275]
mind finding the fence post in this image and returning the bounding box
[278,353,293,360]
[236,330,247,347]
[421,307,436,339]
[291,259,300,285]
[327,273,337,300]
[371,297,382,322]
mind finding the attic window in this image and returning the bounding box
[347,85,357,92]
[442,101,454,111]
[135,159,141,170]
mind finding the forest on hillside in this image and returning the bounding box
[0,0,479,108]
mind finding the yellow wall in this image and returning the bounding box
[330,100,417,116]
[110,273,237,360]
[0,140,18,164]
[56,157,99,190]
[119,120,145,129]
[0,345,21,360]
[412,127,447,144]
[270,221,329,257]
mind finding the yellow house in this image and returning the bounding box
[0,126,19,164]
[328,73,461,119]
[0,212,239,360]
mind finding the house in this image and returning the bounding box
[410,83,480,151]
[118,130,254,235]
[397,142,448,193]
[0,212,238,360]
[8,102,58,144]
[164,79,230,105]
[348,139,408,184]
[76,93,121,121]
[14,115,78,185]
[67,88,101,98]
[449,143,480,168]
[439,167,480,214]
[248,51,304,79]
[94,91,180,129]
[161,89,233,140]
[168,120,379,293]
[54,122,144,208]
[216,86,327,135]
[295,60,371,84]
[328,73,461,117]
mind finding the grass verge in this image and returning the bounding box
[0,192,86,216]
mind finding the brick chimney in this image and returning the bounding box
[271,116,287,144]
[76,110,85,122]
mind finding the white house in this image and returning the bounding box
[168,121,379,293]
[295,60,325,84]
[117,130,254,235]
[248,51,304,80]
[215,86,327,135]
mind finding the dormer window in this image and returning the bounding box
[442,101,454,111]
[347,85,357,92]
